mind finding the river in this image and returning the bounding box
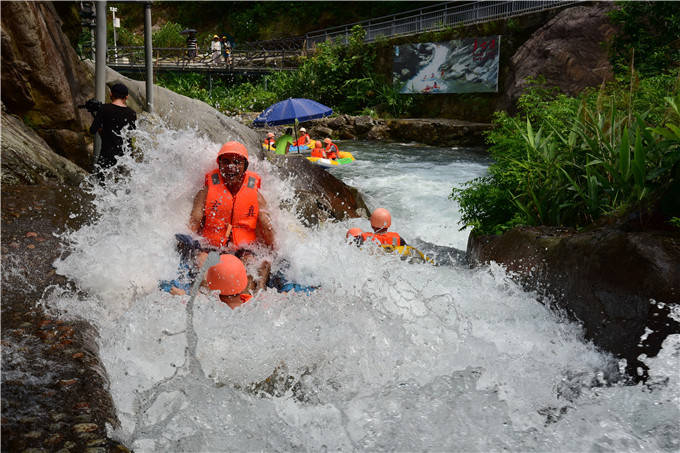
[47,127,679,452]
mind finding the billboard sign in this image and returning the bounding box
[393,36,500,94]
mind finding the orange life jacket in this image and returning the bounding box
[325,143,339,159]
[263,138,276,149]
[295,134,310,146]
[311,147,324,158]
[202,169,261,248]
[361,231,403,247]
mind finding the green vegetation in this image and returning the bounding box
[452,72,680,234]
[608,2,680,77]
[451,1,680,235]
[155,73,278,113]
[156,26,412,117]
[114,1,438,43]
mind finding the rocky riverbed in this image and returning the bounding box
[1,183,128,452]
[236,112,491,147]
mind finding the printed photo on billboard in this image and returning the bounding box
[393,36,500,94]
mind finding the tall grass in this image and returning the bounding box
[452,70,680,234]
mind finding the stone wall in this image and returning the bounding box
[241,114,491,147]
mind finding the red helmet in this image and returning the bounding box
[206,254,248,296]
[370,208,391,230]
[217,141,249,163]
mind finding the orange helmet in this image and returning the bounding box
[217,141,249,164]
[266,132,274,138]
[370,208,391,230]
[206,254,248,296]
[323,138,332,144]
[314,140,323,148]
[346,227,363,238]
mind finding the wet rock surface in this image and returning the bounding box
[1,183,128,452]
[467,224,680,380]
[238,113,491,147]
[0,2,94,169]
[261,153,369,225]
[2,106,87,186]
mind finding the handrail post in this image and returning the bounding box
[94,0,107,167]
[144,1,153,113]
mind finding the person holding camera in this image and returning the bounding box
[89,83,137,172]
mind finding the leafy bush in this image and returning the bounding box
[152,22,186,48]
[452,70,680,234]
[156,73,278,114]
[608,1,680,77]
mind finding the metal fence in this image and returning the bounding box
[305,0,580,48]
[106,42,303,72]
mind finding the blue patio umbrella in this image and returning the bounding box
[252,98,333,127]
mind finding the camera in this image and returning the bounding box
[78,98,102,115]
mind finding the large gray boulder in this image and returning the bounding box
[1,106,87,185]
[266,154,368,225]
[501,3,616,110]
[468,224,680,380]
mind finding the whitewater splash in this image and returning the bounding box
[47,122,680,451]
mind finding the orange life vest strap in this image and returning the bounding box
[361,231,402,247]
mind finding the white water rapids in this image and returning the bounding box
[47,123,680,452]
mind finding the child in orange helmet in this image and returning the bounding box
[205,254,252,309]
[161,250,251,309]
[360,208,407,247]
[323,138,338,160]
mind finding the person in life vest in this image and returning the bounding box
[162,253,252,309]
[310,140,326,158]
[263,132,276,151]
[345,227,364,246]
[295,127,311,147]
[189,141,275,292]
[323,137,339,160]
[360,208,407,247]
[206,254,252,309]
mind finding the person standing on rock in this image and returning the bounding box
[88,83,137,177]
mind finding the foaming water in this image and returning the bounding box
[331,141,491,250]
[48,125,680,452]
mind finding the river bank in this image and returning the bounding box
[1,183,127,452]
[237,112,491,147]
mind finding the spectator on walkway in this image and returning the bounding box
[220,36,232,66]
[186,34,198,59]
[210,35,221,65]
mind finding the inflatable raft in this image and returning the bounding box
[307,151,355,168]
[381,244,435,264]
